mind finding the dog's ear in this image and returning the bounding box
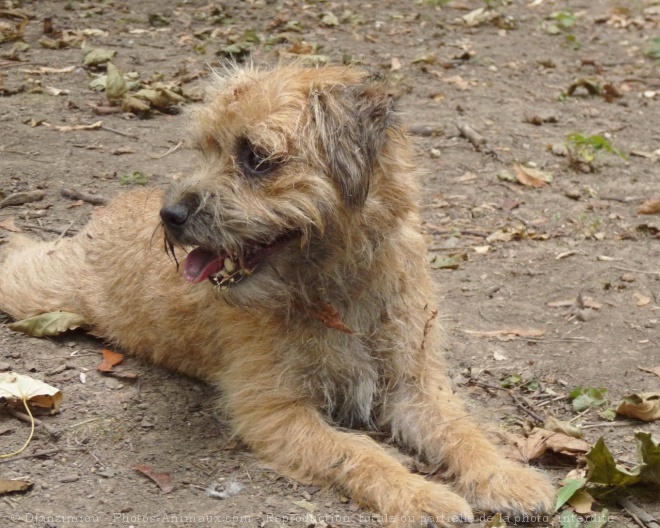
[310,78,399,208]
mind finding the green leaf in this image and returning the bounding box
[569,386,607,412]
[646,37,660,60]
[599,408,616,421]
[119,171,151,186]
[9,311,88,337]
[586,437,642,487]
[636,431,660,485]
[500,373,522,388]
[584,509,610,528]
[430,253,467,270]
[105,62,127,102]
[83,48,116,66]
[560,509,581,528]
[555,478,587,512]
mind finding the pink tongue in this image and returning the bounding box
[184,248,223,283]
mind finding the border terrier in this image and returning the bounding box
[0,64,554,526]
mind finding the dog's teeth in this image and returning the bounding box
[219,269,230,278]
[223,257,236,273]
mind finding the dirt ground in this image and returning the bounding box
[0,0,659,527]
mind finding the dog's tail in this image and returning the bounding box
[0,234,86,320]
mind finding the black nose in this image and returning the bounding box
[160,203,190,229]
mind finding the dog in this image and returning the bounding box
[0,63,554,526]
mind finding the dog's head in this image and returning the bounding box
[160,63,413,304]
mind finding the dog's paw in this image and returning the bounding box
[380,476,473,527]
[458,463,555,517]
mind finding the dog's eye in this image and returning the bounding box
[238,138,280,178]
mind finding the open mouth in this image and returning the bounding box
[182,231,299,289]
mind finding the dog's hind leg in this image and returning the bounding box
[0,234,86,320]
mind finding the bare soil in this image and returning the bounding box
[1,1,659,527]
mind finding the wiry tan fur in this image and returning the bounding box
[0,64,554,526]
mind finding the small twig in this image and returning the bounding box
[510,392,544,423]
[468,379,507,392]
[6,408,60,437]
[95,123,139,139]
[536,395,568,408]
[612,266,660,276]
[54,219,76,244]
[582,421,632,429]
[456,121,487,149]
[149,140,183,159]
[0,448,59,465]
[618,497,660,528]
[520,336,595,344]
[61,187,109,206]
[600,195,642,203]
[68,417,104,430]
[570,408,591,423]
[22,223,79,236]
[422,223,489,238]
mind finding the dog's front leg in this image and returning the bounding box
[223,380,473,527]
[385,354,555,517]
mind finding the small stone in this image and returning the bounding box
[429,148,441,159]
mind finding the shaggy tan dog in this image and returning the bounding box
[0,64,554,526]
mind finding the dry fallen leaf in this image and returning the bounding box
[616,392,660,422]
[510,428,590,462]
[0,478,33,495]
[638,198,660,215]
[443,75,470,90]
[9,311,88,337]
[513,164,553,188]
[390,57,402,71]
[633,292,651,307]
[544,416,583,438]
[638,366,660,378]
[568,488,595,514]
[97,349,138,380]
[0,372,62,413]
[543,430,591,456]
[135,464,173,493]
[98,349,124,373]
[493,350,507,361]
[0,216,21,233]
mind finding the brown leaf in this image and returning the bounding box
[568,489,595,514]
[513,164,552,188]
[443,75,470,90]
[543,430,591,455]
[638,198,660,215]
[134,464,173,493]
[638,366,660,378]
[0,478,32,495]
[510,428,590,462]
[616,392,660,422]
[98,349,123,373]
[0,216,21,232]
[633,292,651,307]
